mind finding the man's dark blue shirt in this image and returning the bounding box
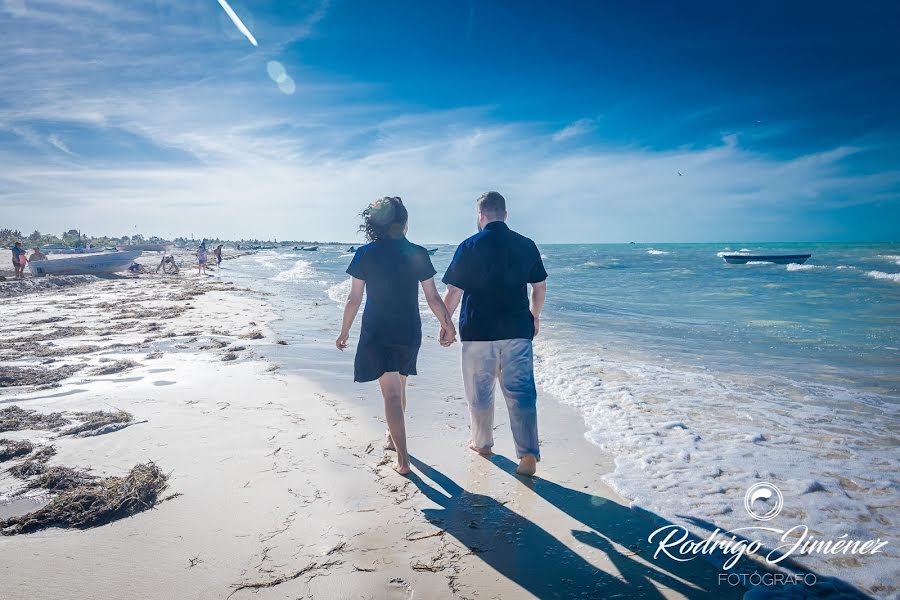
[442,221,547,342]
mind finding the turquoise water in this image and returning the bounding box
[226,241,899,594]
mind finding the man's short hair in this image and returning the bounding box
[477,191,507,219]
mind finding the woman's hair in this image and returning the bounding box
[359,196,408,242]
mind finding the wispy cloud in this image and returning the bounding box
[47,134,73,154]
[552,118,596,142]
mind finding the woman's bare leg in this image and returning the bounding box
[385,375,408,450]
[379,372,410,475]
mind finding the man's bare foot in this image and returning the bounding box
[384,431,396,451]
[468,441,493,456]
[516,455,537,476]
[392,462,411,475]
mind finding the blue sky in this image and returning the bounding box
[1,0,899,242]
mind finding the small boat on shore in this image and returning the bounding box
[28,250,142,277]
[722,254,811,265]
[293,246,318,252]
[41,244,104,255]
[427,248,438,255]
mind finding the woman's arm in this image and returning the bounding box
[421,278,456,346]
[336,277,365,350]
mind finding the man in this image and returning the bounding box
[29,247,47,263]
[214,244,224,267]
[441,192,547,476]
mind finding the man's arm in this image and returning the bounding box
[439,285,464,346]
[443,284,463,317]
[530,281,547,337]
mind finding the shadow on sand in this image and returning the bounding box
[407,454,872,600]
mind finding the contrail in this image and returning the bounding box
[216,0,258,47]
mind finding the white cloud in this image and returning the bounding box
[552,118,595,142]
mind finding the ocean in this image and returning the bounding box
[225,241,900,594]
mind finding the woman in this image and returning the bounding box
[196,242,208,275]
[336,197,457,475]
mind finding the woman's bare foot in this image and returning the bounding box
[392,462,411,475]
[384,431,396,451]
[467,441,493,456]
[516,455,537,476]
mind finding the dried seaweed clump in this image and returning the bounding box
[7,446,57,478]
[0,462,168,535]
[0,406,70,432]
[0,364,84,388]
[62,410,132,437]
[88,360,140,376]
[240,330,264,340]
[0,439,34,462]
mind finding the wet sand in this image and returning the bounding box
[0,261,755,599]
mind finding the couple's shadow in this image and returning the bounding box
[406,455,872,600]
[407,455,730,599]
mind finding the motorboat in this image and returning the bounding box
[722,254,811,265]
[28,250,143,276]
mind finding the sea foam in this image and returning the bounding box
[272,260,316,282]
[866,270,900,283]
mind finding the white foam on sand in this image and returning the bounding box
[272,260,316,282]
[533,338,899,593]
[327,278,352,304]
[866,270,900,283]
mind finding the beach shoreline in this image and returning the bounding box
[0,258,888,599]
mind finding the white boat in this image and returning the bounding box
[28,250,142,277]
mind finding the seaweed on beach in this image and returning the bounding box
[6,327,88,344]
[25,465,96,492]
[7,445,56,478]
[0,406,70,432]
[0,439,34,462]
[62,410,132,437]
[0,364,85,388]
[240,330,264,340]
[0,462,169,535]
[88,360,140,376]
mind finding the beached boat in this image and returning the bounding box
[28,250,142,277]
[427,248,438,255]
[722,254,811,265]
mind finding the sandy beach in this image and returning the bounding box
[0,253,881,600]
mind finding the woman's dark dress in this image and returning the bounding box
[346,237,437,383]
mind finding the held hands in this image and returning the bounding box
[335,330,350,351]
[439,323,457,347]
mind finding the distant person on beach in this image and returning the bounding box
[11,242,26,279]
[336,196,457,475]
[28,247,47,262]
[214,244,223,267]
[197,242,208,275]
[441,191,547,476]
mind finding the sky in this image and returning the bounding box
[1,0,899,243]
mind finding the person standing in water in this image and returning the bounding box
[336,197,457,475]
[441,191,547,476]
[196,242,208,275]
[214,244,223,268]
